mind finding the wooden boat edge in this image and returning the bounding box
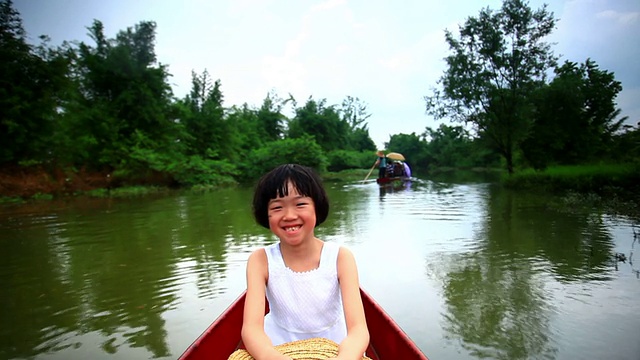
[178,288,429,360]
[359,288,428,359]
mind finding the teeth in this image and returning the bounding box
[284,226,300,232]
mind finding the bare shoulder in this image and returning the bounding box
[248,247,267,262]
[246,248,268,277]
[337,245,358,273]
[337,245,355,260]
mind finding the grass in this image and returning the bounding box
[321,169,371,183]
[85,186,169,198]
[498,163,640,219]
[0,196,26,204]
[503,163,640,196]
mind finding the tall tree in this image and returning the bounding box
[340,96,371,131]
[386,132,428,168]
[256,91,292,142]
[425,0,557,174]
[182,70,228,158]
[70,20,176,169]
[522,59,626,168]
[226,103,262,154]
[340,96,376,151]
[287,98,349,152]
[350,127,376,152]
[0,0,67,164]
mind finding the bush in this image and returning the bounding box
[503,163,640,195]
[326,150,374,172]
[169,156,238,187]
[239,135,328,182]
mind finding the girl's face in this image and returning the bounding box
[267,182,317,246]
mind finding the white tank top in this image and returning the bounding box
[263,241,347,346]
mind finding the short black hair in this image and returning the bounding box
[252,164,329,229]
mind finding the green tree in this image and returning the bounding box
[522,59,626,168]
[69,20,177,170]
[340,96,376,152]
[425,124,498,168]
[350,127,376,152]
[287,98,349,152]
[241,135,328,181]
[385,132,428,168]
[182,70,229,158]
[425,125,467,168]
[425,0,557,174]
[0,0,68,164]
[226,103,263,154]
[610,123,640,163]
[257,91,292,142]
[579,59,626,160]
[341,95,371,131]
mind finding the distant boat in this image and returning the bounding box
[378,156,411,185]
[178,287,429,360]
[376,176,411,185]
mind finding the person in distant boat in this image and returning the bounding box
[393,161,404,177]
[403,161,412,178]
[241,164,369,360]
[373,150,387,179]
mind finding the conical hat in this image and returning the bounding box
[228,337,371,360]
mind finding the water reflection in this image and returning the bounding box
[0,189,266,359]
[438,252,556,359]
[1,177,639,360]
[430,186,633,359]
[628,228,639,278]
[377,180,413,198]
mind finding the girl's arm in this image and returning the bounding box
[241,249,291,360]
[333,247,370,360]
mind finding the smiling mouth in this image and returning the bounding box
[283,226,301,232]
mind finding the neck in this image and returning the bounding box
[279,237,324,272]
[280,236,321,254]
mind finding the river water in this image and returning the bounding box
[1,173,638,360]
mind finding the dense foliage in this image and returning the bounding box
[423,0,638,174]
[1,0,638,195]
[0,0,378,189]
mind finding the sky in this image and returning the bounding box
[13,0,640,148]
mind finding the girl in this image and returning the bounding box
[241,164,369,360]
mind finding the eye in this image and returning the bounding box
[296,202,309,207]
[269,206,282,211]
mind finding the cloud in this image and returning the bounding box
[12,0,639,147]
[311,0,346,12]
[616,87,640,125]
[596,10,640,25]
[260,31,309,100]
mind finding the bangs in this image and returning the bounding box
[252,164,329,229]
[270,169,315,200]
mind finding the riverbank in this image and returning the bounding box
[502,163,640,197]
[2,164,638,206]
[0,166,372,204]
[502,163,640,217]
[0,165,176,203]
[0,165,106,200]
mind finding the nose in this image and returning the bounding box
[282,206,297,220]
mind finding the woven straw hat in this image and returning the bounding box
[228,337,371,360]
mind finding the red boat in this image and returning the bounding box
[179,288,429,360]
[376,176,410,185]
